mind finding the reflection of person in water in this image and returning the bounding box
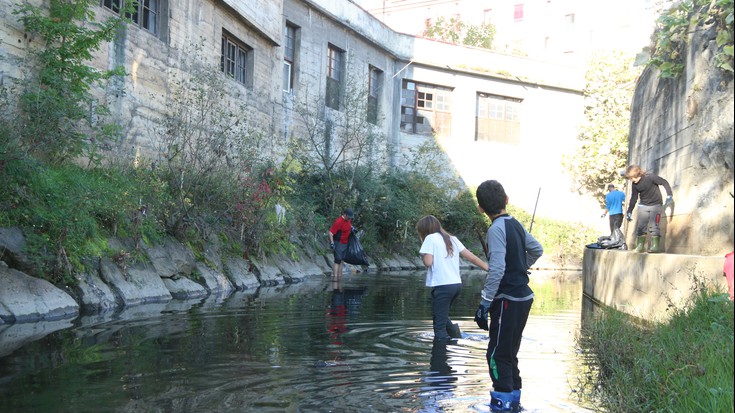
[420,339,458,408]
[327,278,348,345]
[429,340,453,376]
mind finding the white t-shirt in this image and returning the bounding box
[419,233,466,287]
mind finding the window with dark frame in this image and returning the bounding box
[221,32,251,86]
[367,66,382,124]
[400,80,452,137]
[283,23,297,93]
[513,4,524,21]
[101,0,160,35]
[326,44,344,110]
[475,93,522,145]
[565,13,575,32]
[483,9,493,24]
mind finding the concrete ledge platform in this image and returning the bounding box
[583,248,729,322]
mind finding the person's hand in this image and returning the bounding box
[664,196,674,208]
[474,302,490,330]
[330,242,335,250]
[601,212,606,218]
[626,212,632,221]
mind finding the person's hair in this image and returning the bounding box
[625,165,646,179]
[476,180,507,216]
[416,215,454,257]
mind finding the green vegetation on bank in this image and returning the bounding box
[0,156,596,285]
[579,284,734,412]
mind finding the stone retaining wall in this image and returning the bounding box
[583,248,729,321]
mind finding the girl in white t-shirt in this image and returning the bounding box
[417,215,488,343]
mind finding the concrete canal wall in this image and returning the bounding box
[583,248,730,322]
[586,5,735,323]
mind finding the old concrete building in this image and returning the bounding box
[1,0,600,222]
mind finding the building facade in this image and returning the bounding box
[355,0,665,64]
[0,0,601,222]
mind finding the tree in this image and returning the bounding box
[157,43,274,249]
[289,75,386,214]
[423,17,495,50]
[562,51,642,206]
[12,0,127,164]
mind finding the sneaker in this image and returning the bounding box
[490,391,514,411]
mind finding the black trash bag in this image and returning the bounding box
[344,232,370,266]
[586,228,627,250]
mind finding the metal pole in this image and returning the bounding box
[529,187,541,233]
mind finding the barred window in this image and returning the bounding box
[476,93,521,144]
[221,31,252,87]
[367,66,383,124]
[283,23,298,93]
[514,4,524,21]
[326,44,344,110]
[101,0,161,36]
[400,80,453,137]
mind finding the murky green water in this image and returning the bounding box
[0,270,597,412]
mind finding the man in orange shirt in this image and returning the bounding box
[328,208,354,278]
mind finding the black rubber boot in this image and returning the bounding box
[446,322,461,339]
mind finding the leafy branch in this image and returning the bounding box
[649,0,734,78]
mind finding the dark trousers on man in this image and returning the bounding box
[609,213,623,234]
[486,297,533,393]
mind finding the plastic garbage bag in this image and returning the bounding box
[586,228,627,250]
[344,232,369,266]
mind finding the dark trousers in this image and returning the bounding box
[486,297,533,393]
[431,283,461,341]
[609,213,623,234]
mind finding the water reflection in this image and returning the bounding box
[0,270,599,412]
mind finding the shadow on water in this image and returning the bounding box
[0,270,601,412]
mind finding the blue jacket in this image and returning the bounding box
[605,190,625,215]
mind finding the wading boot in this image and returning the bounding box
[447,322,462,339]
[634,235,646,253]
[648,236,661,253]
[511,389,522,412]
[490,391,514,411]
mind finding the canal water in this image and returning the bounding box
[0,270,598,412]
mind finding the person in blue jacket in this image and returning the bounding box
[601,183,625,234]
[473,180,543,412]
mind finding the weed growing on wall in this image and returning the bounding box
[650,0,734,77]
